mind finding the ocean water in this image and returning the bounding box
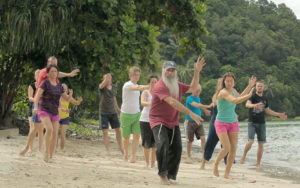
[183,121,300,184]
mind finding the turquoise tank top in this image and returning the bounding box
[216,89,237,123]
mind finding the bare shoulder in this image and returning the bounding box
[218,89,229,99]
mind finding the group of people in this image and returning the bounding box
[183,70,287,180]
[20,55,288,185]
[20,56,82,162]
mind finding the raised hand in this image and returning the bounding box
[70,69,80,77]
[194,57,206,73]
[249,76,257,87]
[77,96,83,103]
[105,73,112,82]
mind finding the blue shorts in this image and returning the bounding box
[248,122,266,143]
[32,114,41,123]
[99,113,120,130]
[32,103,41,123]
[59,117,70,125]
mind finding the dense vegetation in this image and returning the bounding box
[1,0,300,127]
[159,0,300,120]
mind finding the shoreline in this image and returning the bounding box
[1,134,300,188]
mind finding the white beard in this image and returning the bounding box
[162,73,179,98]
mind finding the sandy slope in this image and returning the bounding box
[0,135,299,188]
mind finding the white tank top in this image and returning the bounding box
[139,90,152,122]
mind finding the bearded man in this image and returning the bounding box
[149,57,206,185]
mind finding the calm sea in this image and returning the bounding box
[184,121,300,184]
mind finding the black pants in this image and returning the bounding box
[152,125,182,180]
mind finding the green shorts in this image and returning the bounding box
[120,112,141,138]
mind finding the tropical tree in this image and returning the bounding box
[0,0,208,127]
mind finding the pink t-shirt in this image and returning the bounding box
[149,79,190,129]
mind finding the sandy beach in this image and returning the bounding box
[1,134,300,188]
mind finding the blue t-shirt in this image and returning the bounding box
[185,95,201,121]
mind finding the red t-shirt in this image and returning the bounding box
[149,79,190,129]
[35,68,59,97]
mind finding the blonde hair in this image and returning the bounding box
[34,69,40,80]
[129,66,141,76]
[35,69,40,75]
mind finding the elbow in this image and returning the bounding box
[168,98,176,107]
[232,99,240,104]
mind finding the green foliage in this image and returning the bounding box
[1,0,207,125]
[68,122,98,137]
[159,0,300,120]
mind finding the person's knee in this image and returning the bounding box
[123,135,130,141]
[133,133,140,139]
[247,140,254,147]
[230,145,237,153]
[258,143,264,149]
[222,145,230,153]
[102,129,109,137]
[46,126,53,133]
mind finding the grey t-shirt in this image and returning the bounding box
[99,84,117,114]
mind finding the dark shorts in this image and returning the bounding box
[248,122,266,143]
[28,103,33,117]
[140,121,155,148]
[99,113,120,130]
[187,120,205,142]
[59,117,70,125]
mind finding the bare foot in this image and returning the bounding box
[186,157,192,164]
[240,157,245,164]
[44,153,50,163]
[123,154,128,161]
[224,174,233,179]
[19,147,29,156]
[200,159,206,170]
[160,176,170,185]
[151,163,156,168]
[130,157,136,163]
[256,165,262,172]
[27,150,35,157]
[200,164,205,170]
[213,163,219,177]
